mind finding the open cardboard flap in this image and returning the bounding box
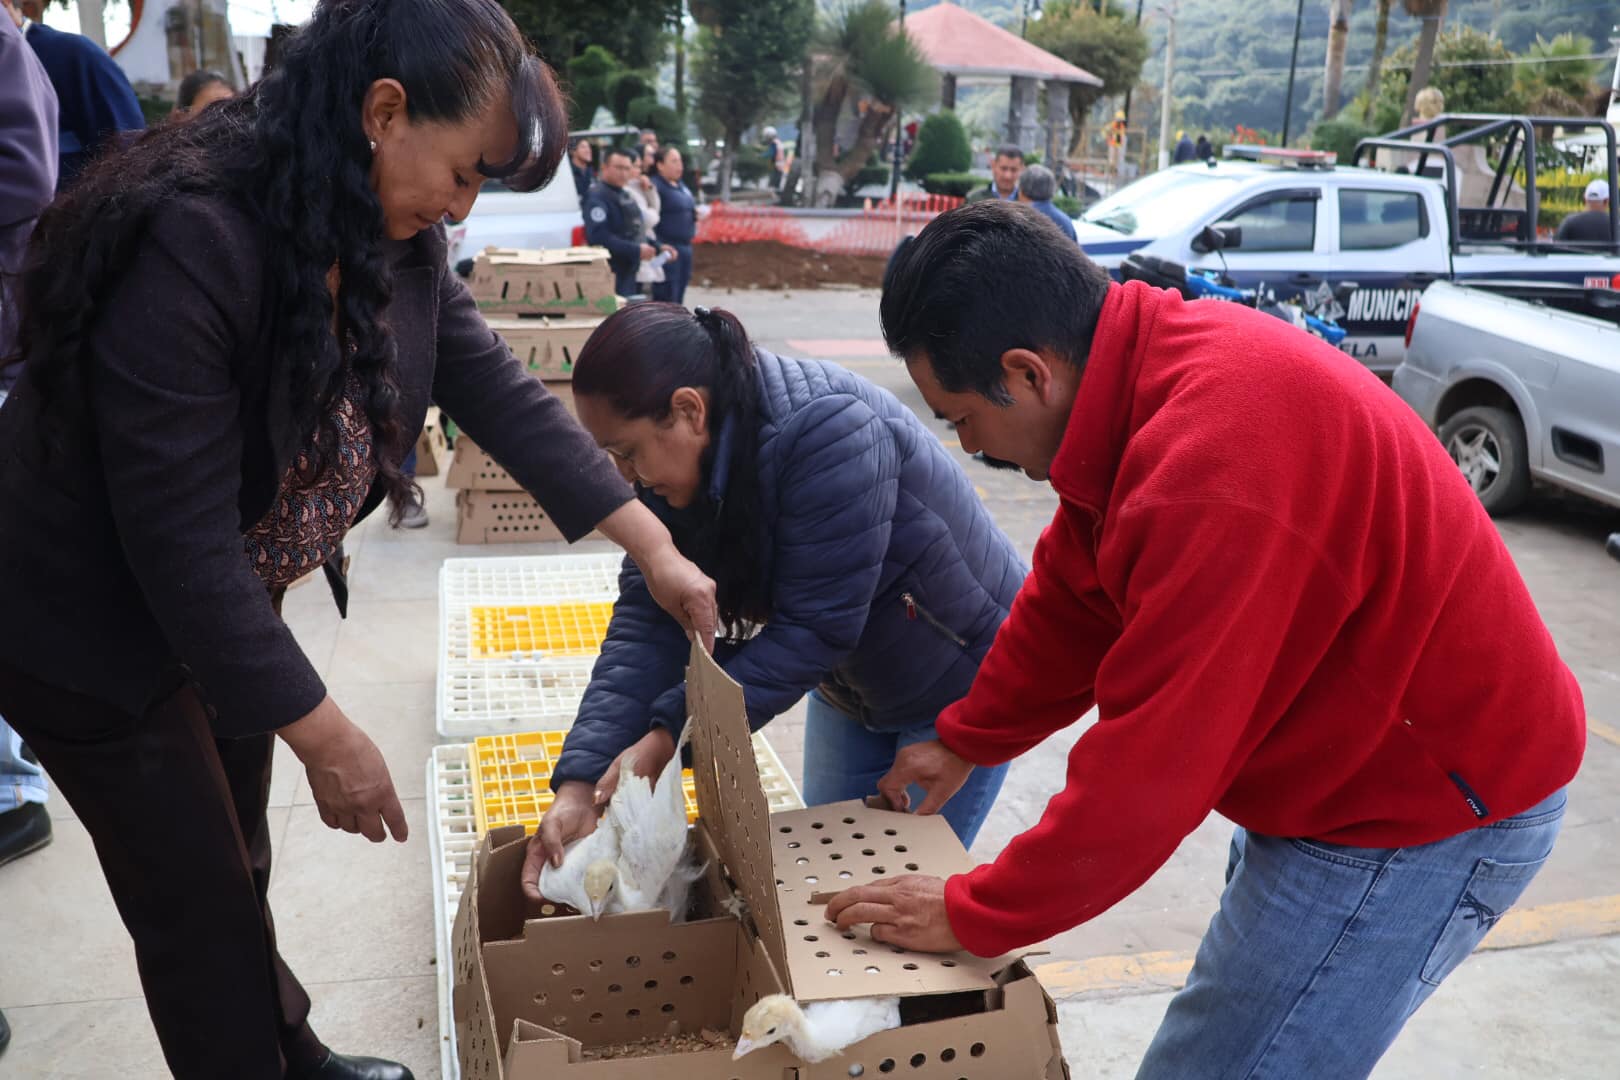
[686,641,1021,1003]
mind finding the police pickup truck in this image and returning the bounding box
[1074,114,1619,373]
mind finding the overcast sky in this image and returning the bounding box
[43,0,317,42]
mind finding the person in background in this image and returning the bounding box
[763,125,787,190]
[1554,178,1613,245]
[967,144,1023,203]
[9,0,144,190]
[638,127,659,154]
[584,146,663,298]
[174,68,235,120]
[1174,129,1196,163]
[1016,164,1077,243]
[0,9,58,1059]
[651,144,696,305]
[826,201,1581,1078]
[523,302,1027,897]
[1195,133,1214,162]
[626,144,670,295]
[569,135,594,205]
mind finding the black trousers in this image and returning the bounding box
[0,659,325,1078]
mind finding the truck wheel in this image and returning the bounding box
[1438,405,1531,515]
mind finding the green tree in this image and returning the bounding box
[501,0,679,70]
[607,70,657,124]
[693,0,816,199]
[1374,24,1518,130]
[565,46,622,130]
[1513,33,1601,116]
[904,110,973,181]
[1360,0,1395,125]
[810,2,936,195]
[1027,1,1149,149]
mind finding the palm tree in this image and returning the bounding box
[1514,33,1602,116]
[1361,0,1394,125]
[1322,0,1355,119]
[1401,0,1449,126]
[808,1,935,204]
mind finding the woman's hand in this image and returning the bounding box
[593,726,678,806]
[524,781,600,898]
[278,696,408,843]
[876,739,974,816]
[596,503,718,648]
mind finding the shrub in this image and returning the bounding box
[853,165,892,188]
[731,146,772,185]
[904,111,972,181]
[1052,195,1082,217]
[627,98,685,149]
[923,171,981,197]
[1308,118,1375,164]
[607,70,656,123]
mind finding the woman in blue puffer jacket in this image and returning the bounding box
[526,302,1027,881]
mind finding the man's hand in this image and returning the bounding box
[639,243,657,261]
[877,739,973,815]
[524,781,599,899]
[279,696,408,844]
[823,875,962,954]
[593,726,677,806]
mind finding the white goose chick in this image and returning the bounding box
[602,722,693,913]
[733,994,902,1063]
[536,811,622,919]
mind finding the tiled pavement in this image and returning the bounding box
[3,287,1617,1078]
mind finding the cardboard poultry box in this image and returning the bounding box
[487,317,603,382]
[471,247,619,319]
[452,644,1070,1079]
[444,391,578,493]
[413,406,451,478]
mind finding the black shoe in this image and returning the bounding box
[294,1051,415,1080]
[1,1006,10,1057]
[0,802,51,868]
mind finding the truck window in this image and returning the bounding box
[1339,189,1427,250]
[1216,193,1317,252]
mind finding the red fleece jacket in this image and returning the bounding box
[940,281,1586,959]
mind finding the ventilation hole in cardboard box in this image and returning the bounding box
[680,975,695,986]
[842,932,858,940]
[662,950,677,962]
[553,1015,569,1028]
[589,1012,604,1024]
[895,845,909,853]
[872,866,887,875]
[884,829,898,836]
[551,963,566,975]
[906,863,920,871]
[795,857,810,866]
[821,837,834,845]
[812,822,825,830]
[540,903,558,916]
[805,875,820,885]
[842,816,857,824]
[903,963,919,971]
[777,879,785,886]
[661,1003,676,1014]
[940,1048,956,1062]
[826,968,844,976]
[588,959,604,972]
[862,849,876,856]
[533,992,549,1005]
[848,1067,866,1078]
[626,955,642,968]
[853,948,867,955]
[910,1054,927,1068]
[609,983,623,993]
[816,951,831,958]
[804,934,819,942]
[864,966,881,974]
[571,987,587,1001]
[787,841,801,849]
[795,919,810,926]
[879,1060,896,1074]
[839,870,854,879]
[830,853,844,862]
[853,832,866,839]
[941,960,957,968]
[890,947,906,954]
[779,825,793,833]
[970,1043,986,1057]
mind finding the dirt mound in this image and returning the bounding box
[692,240,887,291]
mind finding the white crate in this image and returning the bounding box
[438,554,625,738]
[429,734,804,1080]
[429,743,476,1080]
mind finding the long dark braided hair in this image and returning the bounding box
[572,303,771,638]
[13,0,566,517]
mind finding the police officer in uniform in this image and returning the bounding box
[584,146,657,298]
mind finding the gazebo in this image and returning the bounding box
[905,1,1102,166]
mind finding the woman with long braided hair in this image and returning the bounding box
[0,2,714,1076]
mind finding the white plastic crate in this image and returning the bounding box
[438,554,625,737]
[429,734,805,1080]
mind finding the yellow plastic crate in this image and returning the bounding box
[466,601,614,660]
[469,730,701,835]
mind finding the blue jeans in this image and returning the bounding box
[0,715,49,812]
[652,242,693,305]
[1138,789,1567,1079]
[800,690,1008,849]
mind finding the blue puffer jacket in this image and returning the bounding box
[552,350,1029,788]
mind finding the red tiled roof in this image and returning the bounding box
[906,2,1103,86]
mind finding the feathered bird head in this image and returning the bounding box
[733,994,803,1059]
[582,859,619,919]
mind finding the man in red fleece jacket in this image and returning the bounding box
[824,202,1584,1077]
